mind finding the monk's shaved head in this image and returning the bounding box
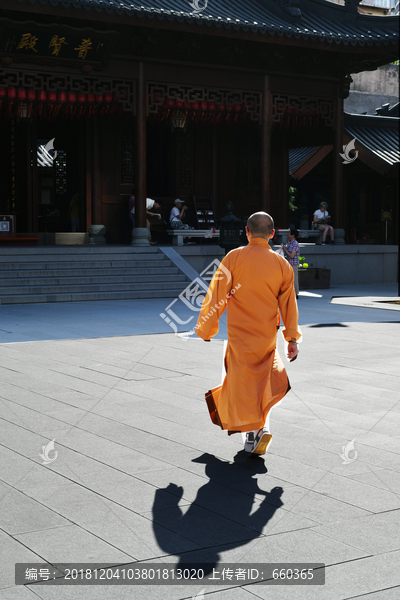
[246,212,274,238]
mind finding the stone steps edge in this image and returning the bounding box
[0,289,186,304]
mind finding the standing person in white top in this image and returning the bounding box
[131,197,163,243]
[313,201,334,245]
[169,199,194,230]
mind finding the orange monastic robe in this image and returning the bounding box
[195,238,301,434]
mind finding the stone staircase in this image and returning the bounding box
[0,246,190,305]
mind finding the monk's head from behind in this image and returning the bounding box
[246,212,274,241]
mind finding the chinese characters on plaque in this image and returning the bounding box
[1,26,107,64]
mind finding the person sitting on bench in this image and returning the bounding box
[169,199,194,230]
[313,201,334,245]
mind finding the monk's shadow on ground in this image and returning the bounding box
[152,452,284,575]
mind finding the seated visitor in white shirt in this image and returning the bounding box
[313,201,334,245]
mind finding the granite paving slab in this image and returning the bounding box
[1,284,400,599]
[14,524,134,563]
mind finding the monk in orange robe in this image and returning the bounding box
[195,212,301,455]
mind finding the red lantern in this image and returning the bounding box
[200,101,207,110]
[66,92,77,119]
[86,93,95,116]
[192,101,200,110]
[17,88,28,118]
[103,92,112,115]
[26,90,36,118]
[46,91,56,119]
[8,87,16,115]
[94,94,104,116]
[58,92,67,103]
[0,86,6,112]
[225,104,233,122]
[37,91,47,119]
[77,93,87,118]
[208,102,216,111]
[7,88,17,117]
[234,103,242,111]
[175,100,183,108]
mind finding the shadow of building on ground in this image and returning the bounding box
[152,452,284,575]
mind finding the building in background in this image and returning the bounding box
[344,64,399,115]
[359,0,395,15]
[0,0,398,245]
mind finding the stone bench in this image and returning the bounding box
[298,228,345,244]
[167,229,220,246]
[298,229,323,244]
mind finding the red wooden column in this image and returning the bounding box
[92,117,102,224]
[260,74,272,213]
[332,91,344,229]
[132,61,149,245]
[85,120,92,229]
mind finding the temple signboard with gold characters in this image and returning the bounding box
[0,19,118,68]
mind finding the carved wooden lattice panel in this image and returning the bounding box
[148,83,260,122]
[0,69,135,112]
[272,95,334,128]
[55,150,67,195]
[121,129,134,185]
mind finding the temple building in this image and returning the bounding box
[0,0,398,245]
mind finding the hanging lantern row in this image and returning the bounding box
[149,97,249,127]
[0,87,122,120]
[278,107,321,130]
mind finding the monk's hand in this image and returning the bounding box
[288,341,299,361]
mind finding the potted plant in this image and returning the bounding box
[298,256,331,290]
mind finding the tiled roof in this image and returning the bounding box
[14,0,399,47]
[289,113,399,175]
[289,146,318,175]
[345,113,399,166]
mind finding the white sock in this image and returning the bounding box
[264,413,270,431]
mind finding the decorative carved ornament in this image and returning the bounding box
[148,83,261,122]
[344,0,360,14]
[279,0,302,18]
[0,69,135,114]
[272,95,334,128]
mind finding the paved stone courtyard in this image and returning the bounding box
[0,284,399,600]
